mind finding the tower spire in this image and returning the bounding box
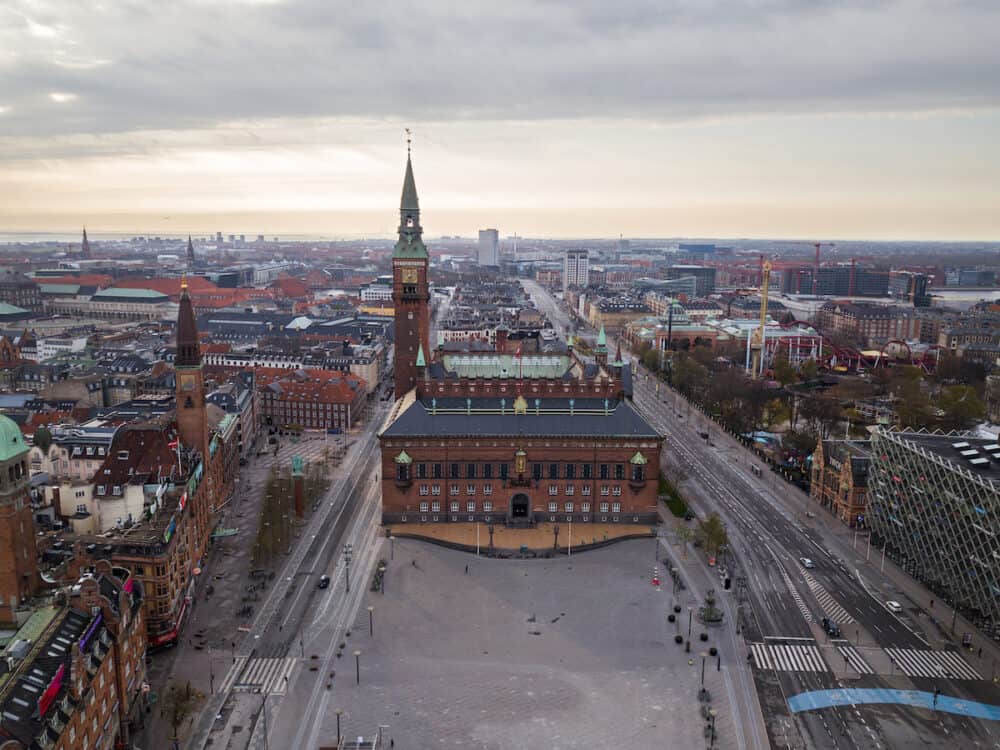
[186,235,196,267]
[393,137,428,260]
[81,227,91,259]
[175,276,200,367]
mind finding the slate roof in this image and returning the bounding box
[382,397,659,439]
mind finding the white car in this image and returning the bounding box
[886,600,903,613]
[799,557,815,569]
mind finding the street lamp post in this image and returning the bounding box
[368,606,374,637]
[709,708,717,748]
[688,606,694,639]
[700,651,708,687]
[335,709,342,742]
[354,650,362,685]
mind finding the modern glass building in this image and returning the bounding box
[867,429,1000,637]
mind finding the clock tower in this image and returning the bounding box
[175,276,208,458]
[392,148,430,398]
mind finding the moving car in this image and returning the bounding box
[821,617,841,638]
[318,575,331,589]
[886,600,903,613]
[799,557,815,569]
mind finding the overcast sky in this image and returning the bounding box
[1,0,998,239]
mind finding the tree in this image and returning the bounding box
[783,428,820,457]
[674,520,694,559]
[772,356,796,387]
[800,358,819,381]
[162,680,201,741]
[937,385,985,431]
[641,348,660,372]
[696,513,729,557]
[799,395,842,438]
[33,426,52,452]
[672,354,708,399]
[762,398,792,430]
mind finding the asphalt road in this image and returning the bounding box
[522,278,1000,750]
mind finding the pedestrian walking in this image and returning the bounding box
[979,647,983,658]
[930,599,934,609]
[465,564,469,575]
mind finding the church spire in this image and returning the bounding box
[393,134,428,260]
[81,227,91,259]
[175,276,200,367]
[186,235,196,267]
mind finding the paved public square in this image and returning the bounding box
[322,537,727,749]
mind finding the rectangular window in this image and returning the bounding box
[76,503,87,514]
[431,501,440,513]
[396,465,409,482]
[483,485,493,496]
[431,485,441,496]
[582,485,591,496]
[450,463,460,479]
[564,464,575,480]
[548,502,558,513]
[601,485,610,496]
[467,501,476,513]
[600,502,609,513]
[419,501,429,512]
[432,463,443,479]
[631,465,645,482]
[548,463,559,480]
[467,463,477,479]
[549,484,558,496]
[499,463,509,480]
[612,502,621,514]
[532,463,542,481]
[565,485,575,495]
[612,486,622,496]
[614,464,625,480]
[483,501,493,512]
[466,484,475,495]
[564,502,574,513]
[581,502,591,513]
[450,502,459,513]
[419,485,429,496]
[483,463,493,479]
[416,463,427,479]
[599,464,609,480]
[450,485,460,496]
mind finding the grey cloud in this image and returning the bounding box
[0,0,998,139]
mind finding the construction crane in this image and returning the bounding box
[811,242,836,295]
[750,260,772,377]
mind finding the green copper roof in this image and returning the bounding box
[0,303,29,316]
[394,450,413,465]
[441,354,571,380]
[416,344,426,368]
[597,325,607,348]
[400,156,419,212]
[0,414,28,462]
[93,287,169,300]
[629,450,648,465]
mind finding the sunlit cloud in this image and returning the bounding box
[48,92,78,104]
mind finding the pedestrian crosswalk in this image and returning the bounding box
[780,569,813,623]
[750,643,827,673]
[836,645,874,675]
[801,570,854,625]
[219,656,298,695]
[885,648,982,681]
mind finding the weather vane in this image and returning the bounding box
[405,127,411,156]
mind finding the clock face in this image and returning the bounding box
[402,268,418,284]
[180,374,196,391]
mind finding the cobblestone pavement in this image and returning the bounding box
[305,538,734,749]
[387,521,651,551]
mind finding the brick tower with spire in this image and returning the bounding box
[175,277,208,459]
[81,227,92,259]
[186,235,196,268]
[392,140,430,398]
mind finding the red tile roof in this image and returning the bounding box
[118,276,219,301]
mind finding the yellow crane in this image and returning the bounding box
[750,260,772,377]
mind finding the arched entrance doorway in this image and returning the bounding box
[510,493,530,520]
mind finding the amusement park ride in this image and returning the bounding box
[747,259,943,378]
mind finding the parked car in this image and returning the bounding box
[821,617,841,638]
[318,575,331,589]
[799,557,815,569]
[886,600,903,613]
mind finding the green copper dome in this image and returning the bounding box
[0,414,27,462]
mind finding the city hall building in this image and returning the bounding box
[379,150,662,526]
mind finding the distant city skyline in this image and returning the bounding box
[2,1,999,240]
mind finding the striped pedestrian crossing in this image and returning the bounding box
[885,648,982,681]
[780,569,813,623]
[750,643,828,673]
[219,656,298,694]
[801,570,854,625]
[836,645,873,675]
